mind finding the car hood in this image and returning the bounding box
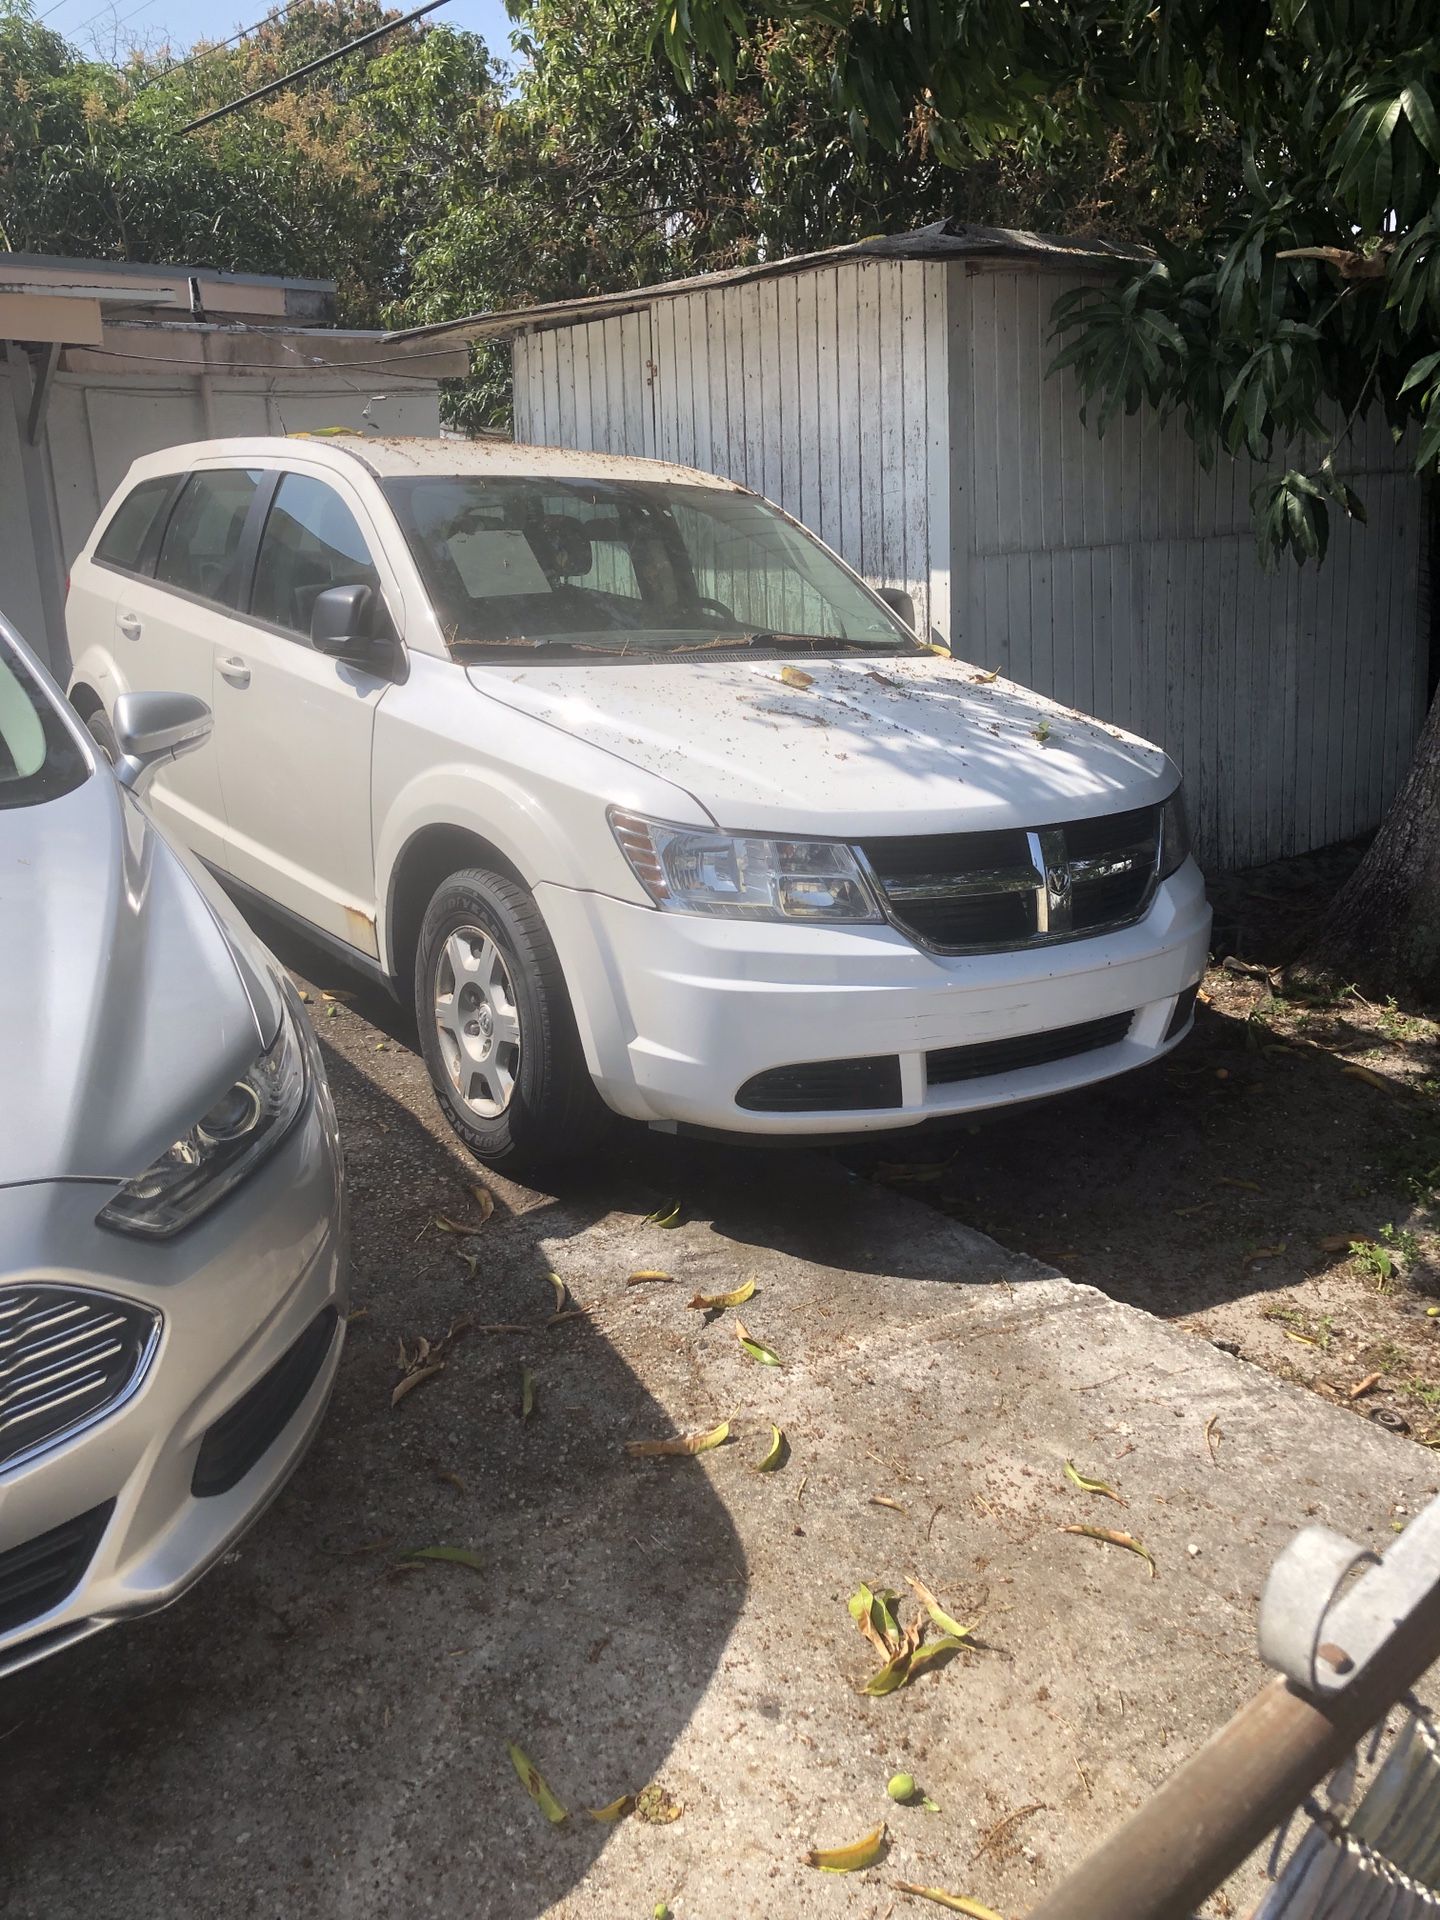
[467,653,1175,834]
[0,771,269,1187]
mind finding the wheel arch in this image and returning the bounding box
[385,823,530,997]
[69,681,104,720]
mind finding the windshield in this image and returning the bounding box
[0,631,89,810]
[383,476,919,657]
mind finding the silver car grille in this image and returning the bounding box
[856,804,1162,954]
[0,1286,161,1473]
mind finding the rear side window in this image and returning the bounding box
[154,469,260,606]
[94,476,175,573]
[250,473,381,638]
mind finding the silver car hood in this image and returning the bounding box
[0,771,270,1186]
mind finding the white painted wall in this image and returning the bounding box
[512,259,1429,868]
[0,365,442,674]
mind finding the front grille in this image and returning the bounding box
[0,1286,160,1472]
[0,1501,113,1636]
[927,1012,1135,1086]
[736,1056,903,1113]
[860,805,1160,953]
[192,1306,338,1498]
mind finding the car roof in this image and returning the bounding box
[121,434,748,493]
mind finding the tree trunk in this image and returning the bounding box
[1299,683,1440,1006]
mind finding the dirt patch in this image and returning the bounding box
[844,842,1440,1450]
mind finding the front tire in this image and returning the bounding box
[84,707,120,766]
[414,867,601,1176]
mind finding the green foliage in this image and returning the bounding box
[665,0,1440,564]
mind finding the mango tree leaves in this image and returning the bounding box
[507,1744,567,1823]
[625,1420,731,1458]
[734,1317,781,1365]
[804,1823,887,1872]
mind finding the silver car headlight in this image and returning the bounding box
[98,998,308,1238]
[609,808,882,924]
[1158,785,1193,879]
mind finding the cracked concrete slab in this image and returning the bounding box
[2,1014,1434,1920]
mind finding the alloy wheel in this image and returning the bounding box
[433,925,522,1118]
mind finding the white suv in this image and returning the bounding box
[67,436,1210,1174]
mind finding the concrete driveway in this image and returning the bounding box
[2,943,1435,1920]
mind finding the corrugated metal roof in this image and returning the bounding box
[382,220,1151,347]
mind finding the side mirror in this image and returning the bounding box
[111,690,212,794]
[876,584,917,631]
[311,583,376,660]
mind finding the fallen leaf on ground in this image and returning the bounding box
[779,664,815,689]
[547,1306,590,1327]
[756,1425,787,1471]
[507,1744,567,1824]
[325,1003,341,1019]
[520,1367,536,1420]
[625,1421,731,1458]
[871,1495,907,1512]
[391,1362,445,1407]
[401,1545,484,1571]
[906,1635,968,1681]
[346,1306,369,1324]
[863,1648,916,1696]
[907,1575,979,1640]
[433,1214,485,1236]
[627,1270,674,1285]
[804,1824,887,1872]
[1215,1176,1262,1192]
[1063,1461,1126,1504]
[467,1183,496,1222]
[849,1583,904,1657]
[435,1470,467,1494]
[645,1202,682,1228]
[1204,1414,1222,1464]
[1343,1065,1391,1091]
[735,1317,782,1366]
[634,1785,682,1824]
[1062,1524,1157,1577]
[1173,1203,1209,1217]
[687,1277,756,1311]
[547,1273,568,1314]
[972,668,1000,683]
[1243,1244,1286,1267]
[587,1796,634,1822]
[1284,1329,1318,1346]
[1349,1372,1383,1399]
[894,1883,1004,1917]
[459,1251,481,1279]
[1318,1233,1362,1253]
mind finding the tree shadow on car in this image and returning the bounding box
[0,1048,745,1920]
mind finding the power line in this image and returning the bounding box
[133,0,309,92]
[178,0,447,133]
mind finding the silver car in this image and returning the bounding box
[0,614,347,1677]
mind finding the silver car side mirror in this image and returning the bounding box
[112,690,213,794]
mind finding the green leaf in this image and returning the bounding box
[1402,83,1440,162]
[401,1545,485,1571]
[507,1743,568,1824]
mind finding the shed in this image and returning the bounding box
[2,252,468,677]
[389,221,1431,869]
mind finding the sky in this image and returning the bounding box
[39,0,519,67]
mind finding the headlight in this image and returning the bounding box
[98,998,308,1238]
[609,808,882,923]
[1158,786,1192,879]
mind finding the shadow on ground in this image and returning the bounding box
[0,1032,744,1920]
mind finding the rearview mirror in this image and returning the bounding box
[311,583,376,659]
[112,690,213,794]
[876,584,917,631]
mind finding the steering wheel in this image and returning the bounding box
[695,595,738,623]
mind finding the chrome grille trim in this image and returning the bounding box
[0,1286,161,1474]
[857,805,1163,955]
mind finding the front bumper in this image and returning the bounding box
[539,859,1212,1136]
[0,1019,347,1679]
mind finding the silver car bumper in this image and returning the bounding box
[0,1018,347,1679]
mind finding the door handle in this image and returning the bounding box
[117,613,142,640]
[218,656,251,688]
